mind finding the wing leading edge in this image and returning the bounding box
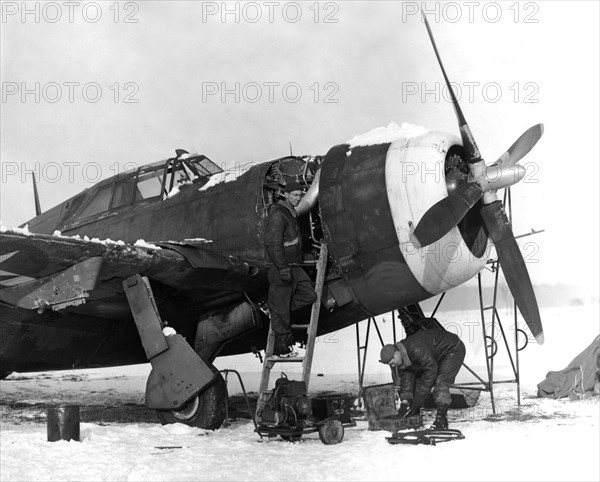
[0,231,264,314]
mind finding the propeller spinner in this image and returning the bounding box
[411,13,544,344]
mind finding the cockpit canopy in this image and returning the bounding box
[71,154,223,224]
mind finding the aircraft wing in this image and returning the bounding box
[0,230,264,314]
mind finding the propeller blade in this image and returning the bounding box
[481,164,526,191]
[480,201,544,344]
[410,182,484,249]
[422,12,482,165]
[493,124,544,167]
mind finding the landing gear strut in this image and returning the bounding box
[123,274,225,429]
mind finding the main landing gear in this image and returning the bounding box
[156,371,227,430]
[123,274,226,430]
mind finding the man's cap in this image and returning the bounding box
[284,181,303,193]
[379,344,399,364]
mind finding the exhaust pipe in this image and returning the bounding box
[295,169,321,215]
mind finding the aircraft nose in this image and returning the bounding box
[384,132,489,295]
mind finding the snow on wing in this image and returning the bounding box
[0,231,259,313]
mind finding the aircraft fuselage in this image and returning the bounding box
[1,127,490,374]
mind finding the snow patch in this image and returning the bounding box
[182,238,213,244]
[4,224,31,235]
[1,304,599,482]
[199,170,239,191]
[80,427,94,442]
[88,237,126,246]
[162,327,177,337]
[134,239,161,250]
[50,231,83,241]
[167,181,194,199]
[167,185,181,198]
[48,231,122,245]
[347,122,429,148]
[161,423,206,436]
[47,230,159,250]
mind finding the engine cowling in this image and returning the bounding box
[319,128,488,316]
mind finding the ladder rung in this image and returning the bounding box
[266,356,304,363]
[257,244,328,414]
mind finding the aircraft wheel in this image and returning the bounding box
[156,370,227,430]
[318,420,344,445]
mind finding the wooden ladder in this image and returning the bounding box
[255,243,328,418]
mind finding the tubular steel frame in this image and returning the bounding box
[355,188,537,414]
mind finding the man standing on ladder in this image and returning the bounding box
[265,181,317,357]
[379,329,466,429]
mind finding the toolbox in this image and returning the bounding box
[362,383,416,431]
[311,394,353,424]
[362,383,480,431]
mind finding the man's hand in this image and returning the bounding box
[279,267,291,284]
[398,400,411,418]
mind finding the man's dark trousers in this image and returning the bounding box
[267,265,316,355]
[433,341,466,406]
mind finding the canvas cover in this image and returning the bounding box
[537,335,600,399]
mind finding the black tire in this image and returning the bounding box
[156,371,227,430]
[318,420,344,445]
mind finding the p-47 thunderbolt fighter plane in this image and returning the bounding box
[0,16,543,429]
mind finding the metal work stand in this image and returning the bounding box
[354,300,526,415]
[452,188,540,412]
[354,189,540,414]
[355,311,402,406]
[446,267,529,414]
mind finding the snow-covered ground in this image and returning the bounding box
[1,303,598,481]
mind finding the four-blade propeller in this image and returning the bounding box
[412,13,544,343]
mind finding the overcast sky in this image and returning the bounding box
[1,1,598,295]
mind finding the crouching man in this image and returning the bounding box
[379,329,466,429]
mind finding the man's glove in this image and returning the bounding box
[279,267,291,284]
[398,401,411,418]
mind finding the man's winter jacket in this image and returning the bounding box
[392,329,463,406]
[265,201,303,269]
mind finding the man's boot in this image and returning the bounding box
[404,405,423,429]
[431,405,449,430]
